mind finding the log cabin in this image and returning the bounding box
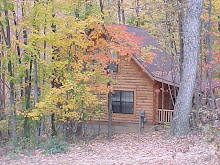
[101,25,180,124]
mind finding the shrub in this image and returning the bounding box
[40,137,69,155]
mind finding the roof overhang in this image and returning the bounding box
[130,54,180,87]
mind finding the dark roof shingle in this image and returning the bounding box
[125,25,180,86]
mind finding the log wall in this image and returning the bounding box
[101,57,156,124]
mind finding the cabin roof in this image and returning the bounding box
[124,25,180,86]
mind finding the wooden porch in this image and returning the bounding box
[157,109,174,124]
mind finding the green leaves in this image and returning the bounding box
[0,1,14,11]
[40,137,69,155]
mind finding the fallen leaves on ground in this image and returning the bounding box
[1,131,219,165]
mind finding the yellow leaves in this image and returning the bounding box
[35,71,107,121]
[62,100,77,111]
[9,0,113,123]
[0,0,114,129]
[62,111,79,120]
[0,120,8,131]
[85,16,103,25]
[27,109,41,121]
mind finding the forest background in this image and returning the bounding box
[0,0,219,153]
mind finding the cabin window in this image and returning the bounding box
[112,91,134,114]
[109,53,118,72]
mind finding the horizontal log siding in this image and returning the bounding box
[101,57,155,124]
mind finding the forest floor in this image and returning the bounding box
[0,131,219,165]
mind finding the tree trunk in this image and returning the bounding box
[107,91,112,140]
[0,46,2,116]
[205,0,216,123]
[178,0,184,82]
[99,0,104,19]
[22,0,30,138]
[2,0,18,146]
[194,73,201,127]
[121,0,125,24]
[117,0,121,24]
[34,58,40,139]
[135,0,140,26]
[170,0,203,136]
[24,60,32,138]
[9,61,18,147]
[40,117,44,136]
[101,25,112,140]
[51,113,56,136]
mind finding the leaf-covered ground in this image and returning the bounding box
[1,131,219,165]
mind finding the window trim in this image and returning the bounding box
[109,61,118,72]
[111,89,136,115]
[109,52,119,73]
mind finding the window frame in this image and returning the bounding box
[109,52,118,73]
[112,90,134,114]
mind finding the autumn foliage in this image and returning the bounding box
[0,0,143,146]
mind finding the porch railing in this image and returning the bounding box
[158,109,174,124]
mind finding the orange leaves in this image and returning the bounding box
[105,24,143,55]
[86,24,145,71]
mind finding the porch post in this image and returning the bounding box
[153,82,159,124]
